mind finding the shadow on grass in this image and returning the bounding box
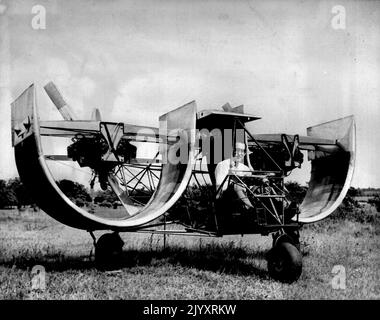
[120,243,269,278]
[0,242,270,279]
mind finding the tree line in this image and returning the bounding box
[0,178,119,209]
[1,177,378,212]
[0,178,35,209]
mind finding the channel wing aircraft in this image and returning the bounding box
[11,83,355,282]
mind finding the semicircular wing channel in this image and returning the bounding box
[12,84,196,231]
[298,116,356,223]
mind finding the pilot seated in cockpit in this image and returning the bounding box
[214,142,253,211]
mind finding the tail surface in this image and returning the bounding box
[11,84,35,147]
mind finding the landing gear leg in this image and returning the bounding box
[90,232,124,271]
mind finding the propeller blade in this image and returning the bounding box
[221,102,233,112]
[44,81,77,121]
[91,108,102,121]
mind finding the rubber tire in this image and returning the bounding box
[267,241,302,283]
[95,233,124,271]
[273,232,301,251]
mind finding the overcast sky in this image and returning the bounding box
[0,0,379,187]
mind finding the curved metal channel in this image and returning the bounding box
[12,84,196,231]
[298,116,356,223]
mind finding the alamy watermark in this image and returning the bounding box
[331,265,346,290]
[31,265,46,292]
[331,5,346,30]
[31,4,46,30]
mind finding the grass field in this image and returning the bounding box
[0,207,379,300]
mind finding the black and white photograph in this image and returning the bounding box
[0,0,379,304]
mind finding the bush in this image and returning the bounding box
[75,199,85,207]
[112,201,121,209]
[285,181,307,204]
[100,201,112,208]
[57,179,92,203]
[0,178,35,209]
[94,189,118,204]
[368,195,380,212]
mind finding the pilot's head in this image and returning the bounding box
[234,142,246,162]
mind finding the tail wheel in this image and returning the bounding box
[267,241,302,283]
[95,232,124,271]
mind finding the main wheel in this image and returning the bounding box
[95,232,124,271]
[267,241,302,283]
[272,231,301,251]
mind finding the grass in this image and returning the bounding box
[0,207,379,300]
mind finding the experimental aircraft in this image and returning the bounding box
[10,83,355,282]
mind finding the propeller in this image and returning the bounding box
[44,81,77,121]
[91,108,102,121]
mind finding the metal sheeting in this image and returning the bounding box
[106,101,197,226]
[12,84,196,231]
[298,116,355,223]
